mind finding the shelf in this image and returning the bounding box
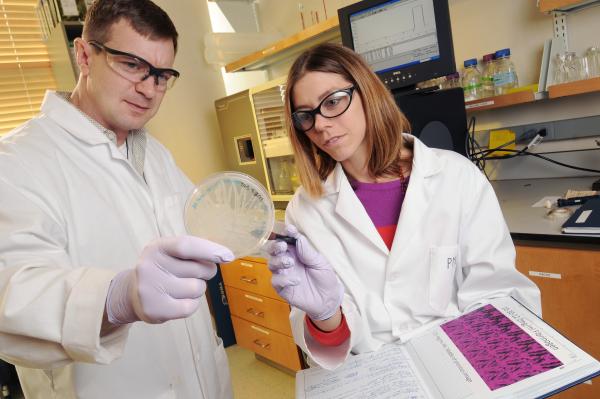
[225,16,340,73]
[548,76,600,98]
[538,0,600,13]
[465,90,539,112]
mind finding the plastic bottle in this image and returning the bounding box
[480,53,496,98]
[462,58,482,101]
[493,48,519,95]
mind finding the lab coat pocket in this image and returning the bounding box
[428,245,458,314]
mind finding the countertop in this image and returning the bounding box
[491,176,600,247]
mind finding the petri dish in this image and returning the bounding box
[184,171,274,259]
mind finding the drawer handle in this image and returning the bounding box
[244,294,263,303]
[250,325,270,335]
[240,276,257,284]
[253,339,271,350]
[246,308,265,318]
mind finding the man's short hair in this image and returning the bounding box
[82,0,178,53]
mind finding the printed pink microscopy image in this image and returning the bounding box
[441,305,563,390]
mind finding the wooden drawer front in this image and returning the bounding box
[231,315,302,371]
[221,258,280,300]
[515,245,600,399]
[226,286,292,336]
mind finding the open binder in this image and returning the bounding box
[296,296,600,399]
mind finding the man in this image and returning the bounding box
[0,1,234,398]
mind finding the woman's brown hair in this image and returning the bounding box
[285,43,411,198]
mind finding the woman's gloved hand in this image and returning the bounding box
[106,236,234,325]
[266,225,344,321]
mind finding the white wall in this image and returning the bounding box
[146,0,228,184]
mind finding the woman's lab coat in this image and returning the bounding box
[286,134,541,370]
[0,92,232,399]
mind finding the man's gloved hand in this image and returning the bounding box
[106,236,234,325]
[266,225,344,321]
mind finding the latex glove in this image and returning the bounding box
[106,235,234,324]
[266,225,344,321]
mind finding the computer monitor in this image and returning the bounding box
[338,0,456,92]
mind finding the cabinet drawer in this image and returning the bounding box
[515,245,600,399]
[221,258,280,300]
[231,315,302,372]
[226,286,292,336]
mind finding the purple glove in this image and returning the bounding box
[106,236,234,324]
[266,225,344,321]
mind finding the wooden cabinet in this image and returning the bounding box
[221,256,304,371]
[515,244,600,398]
[224,16,340,73]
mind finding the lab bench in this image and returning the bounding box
[493,176,600,399]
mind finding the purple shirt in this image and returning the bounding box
[350,177,410,249]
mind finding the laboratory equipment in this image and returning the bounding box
[338,0,456,93]
[493,48,519,94]
[184,171,275,259]
[480,53,496,98]
[584,47,600,77]
[215,78,300,199]
[442,72,461,89]
[462,58,482,101]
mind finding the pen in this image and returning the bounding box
[268,232,297,245]
[556,195,600,207]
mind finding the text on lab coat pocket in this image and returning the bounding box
[428,245,458,314]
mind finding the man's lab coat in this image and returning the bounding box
[0,92,232,399]
[286,135,541,370]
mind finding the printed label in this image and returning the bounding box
[529,271,562,280]
[465,100,495,109]
[576,210,592,224]
[494,71,517,87]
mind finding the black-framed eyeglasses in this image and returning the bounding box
[88,40,180,91]
[291,86,356,132]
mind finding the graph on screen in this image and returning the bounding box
[349,0,440,73]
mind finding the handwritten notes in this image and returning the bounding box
[296,345,428,399]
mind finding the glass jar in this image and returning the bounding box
[493,48,518,95]
[462,58,482,101]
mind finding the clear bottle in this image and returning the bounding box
[290,163,301,192]
[462,58,482,101]
[480,53,496,98]
[443,72,461,89]
[276,159,293,194]
[493,48,519,95]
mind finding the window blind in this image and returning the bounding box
[0,0,56,135]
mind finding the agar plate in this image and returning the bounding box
[184,172,274,259]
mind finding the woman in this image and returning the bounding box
[266,43,540,370]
